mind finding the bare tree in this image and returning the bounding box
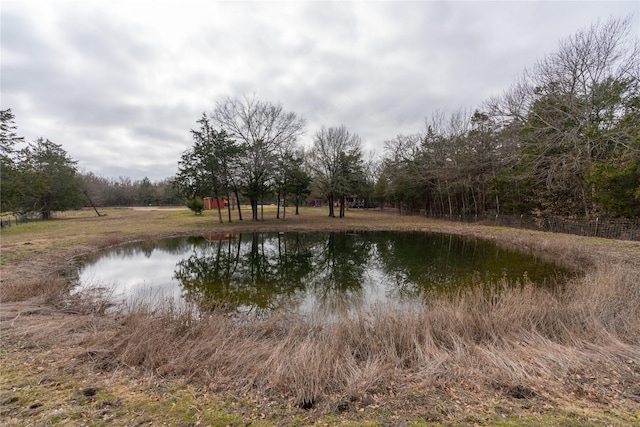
[307,125,364,218]
[519,16,639,216]
[479,17,639,216]
[380,133,422,213]
[211,95,306,221]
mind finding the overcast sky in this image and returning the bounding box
[2,1,638,181]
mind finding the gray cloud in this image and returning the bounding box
[2,0,637,181]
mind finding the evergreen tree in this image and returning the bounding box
[18,138,84,219]
[175,114,241,222]
[0,109,24,213]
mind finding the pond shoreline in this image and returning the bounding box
[2,208,639,425]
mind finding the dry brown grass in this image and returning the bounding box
[2,207,639,423]
[79,263,638,411]
[0,274,64,304]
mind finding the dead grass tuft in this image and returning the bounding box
[0,274,67,303]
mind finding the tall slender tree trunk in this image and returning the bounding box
[213,189,223,223]
[234,188,243,221]
[446,181,453,217]
[260,190,264,221]
[328,194,335,217]
[216,203,223,223]
[250,198,258,221]
[283,197,287,219]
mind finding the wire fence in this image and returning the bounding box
[1,212,37,227]
[423,213,640,241]
[0,210,74,228]
[3,208,639,242]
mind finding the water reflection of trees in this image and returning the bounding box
[372,232,484,298]
[173,232,373,315]
[173,231,545,316]
[305,232,372,313]
[79,231,568,316]
[371,232,562,298]
[176,234,293,315]
[85,236,197,261]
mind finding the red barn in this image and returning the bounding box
[204,197,225,210]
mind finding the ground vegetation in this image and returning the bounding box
[1,207,639,426]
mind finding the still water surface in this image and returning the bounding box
[76,232,570,316]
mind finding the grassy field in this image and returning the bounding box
[1,207,639,426]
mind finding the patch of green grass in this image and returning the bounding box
[0,346,250,426]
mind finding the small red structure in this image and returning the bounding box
[204,197,225,210]
[205,232,232,242]
[309,199,323,207]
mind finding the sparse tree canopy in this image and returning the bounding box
[378,16,639,218]
[307,125,365,218]
[211,95,306,221]
[514,16,640,216]
[81,173,181,207]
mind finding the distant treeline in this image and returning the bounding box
[81,173,183,207]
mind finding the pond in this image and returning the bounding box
[75,231,571,317]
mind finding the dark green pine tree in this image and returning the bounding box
[18,138,85,219]
[1,109,25,213]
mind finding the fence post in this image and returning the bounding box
[594,216,599,237]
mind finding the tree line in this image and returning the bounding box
[173,97,376,222]
[82,173,182,207]
[378,17,639,218]
[1,17,638,221]
[176,17,639,220]
[1,110,183,220]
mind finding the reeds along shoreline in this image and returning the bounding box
[76,259,639,407]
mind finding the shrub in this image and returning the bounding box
[185,198,204,215]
